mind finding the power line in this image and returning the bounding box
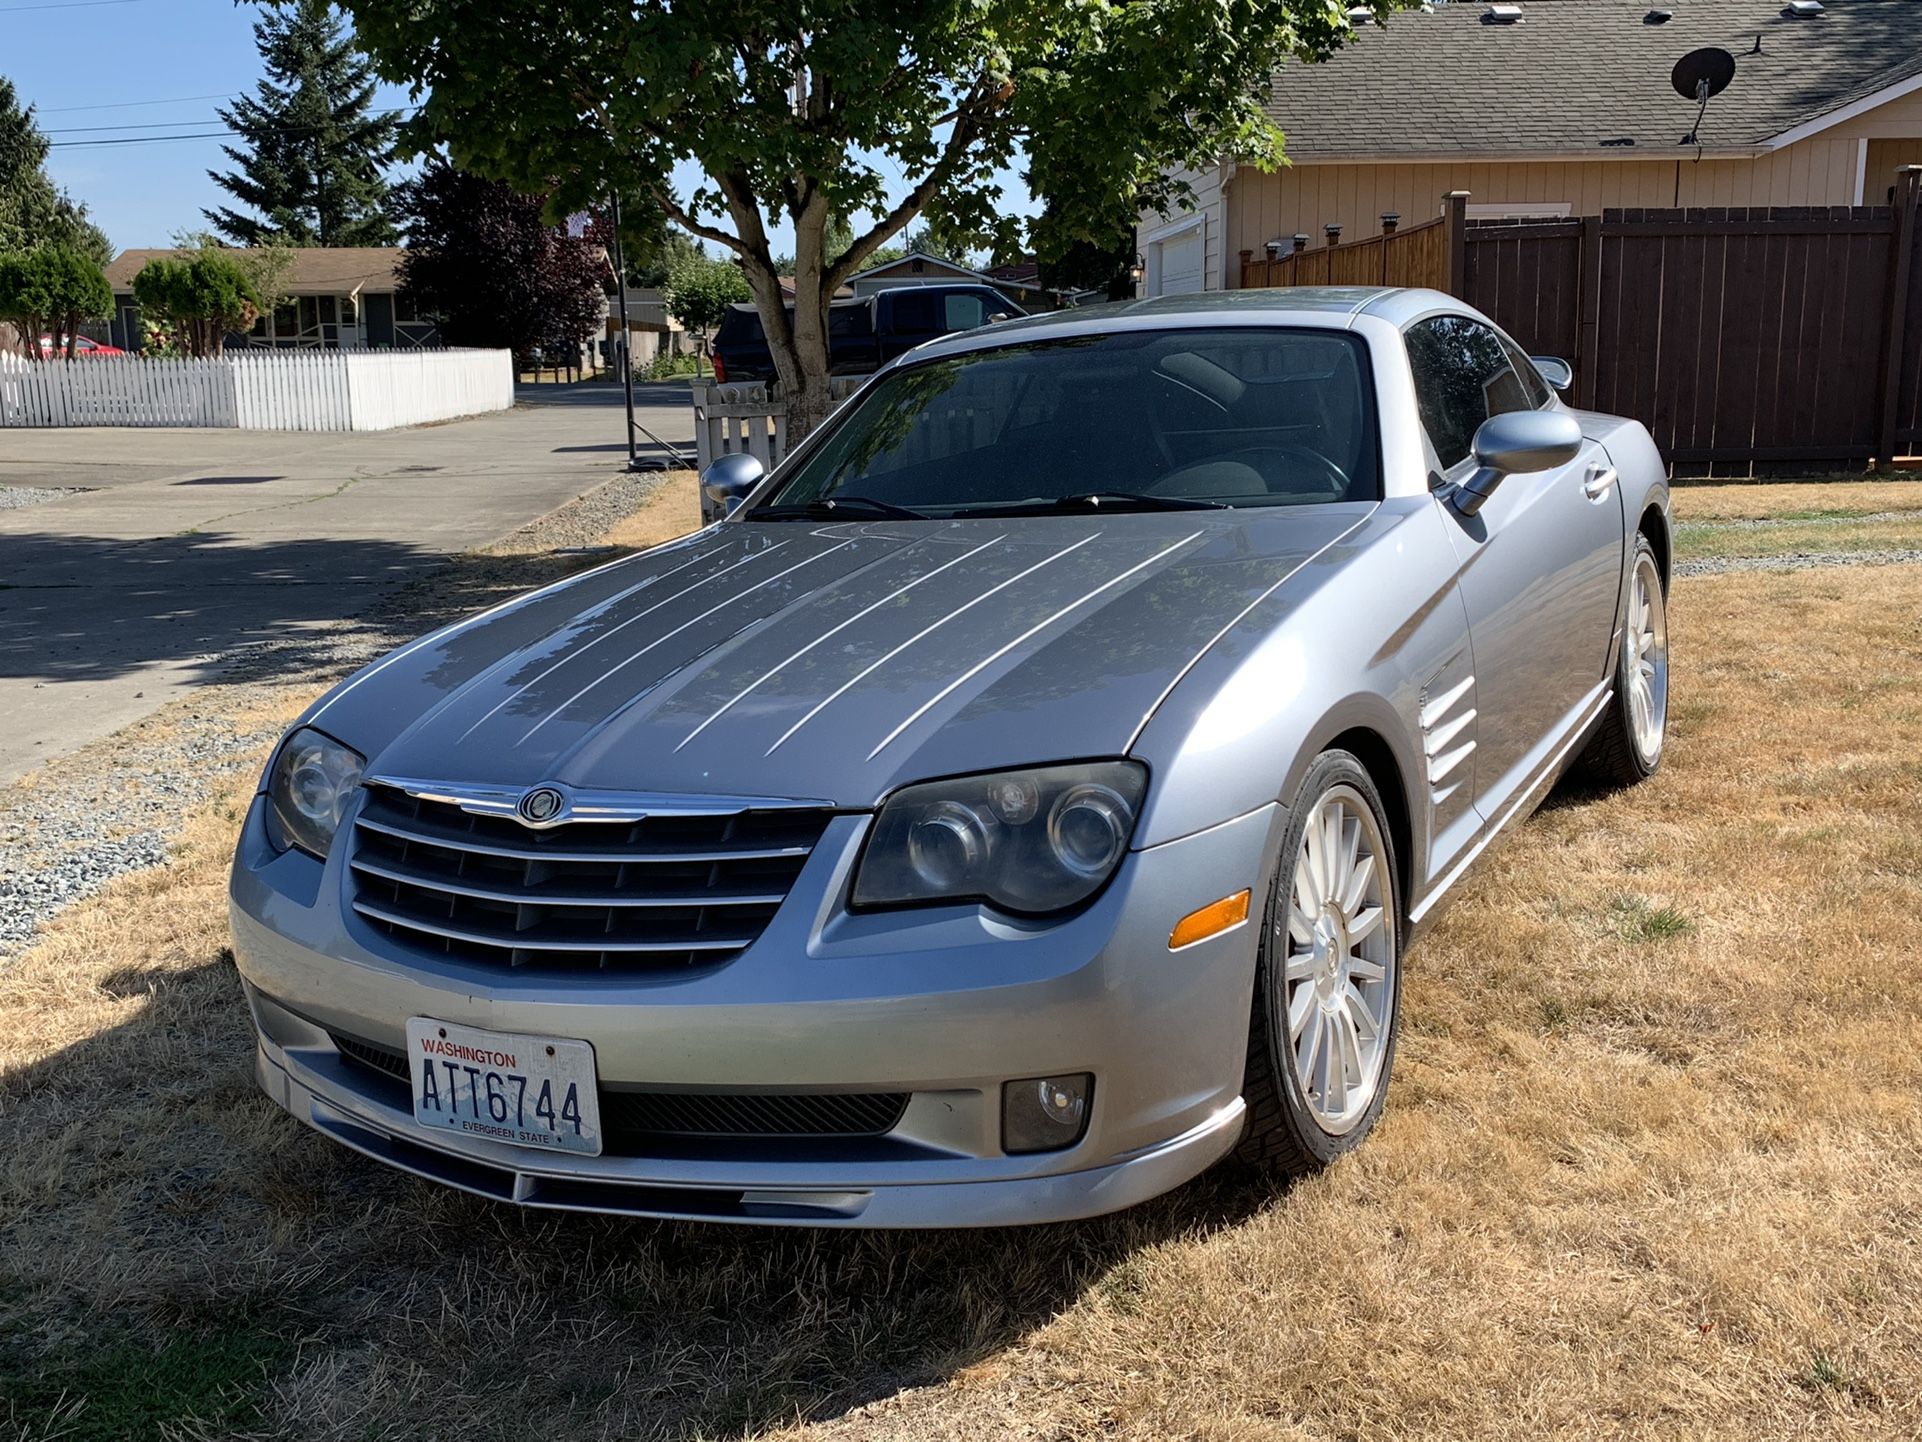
[0,0,147,11]
[42,91,237,114]
[45,106,418,134]
[48,131,234,148]
[46,107,420,147]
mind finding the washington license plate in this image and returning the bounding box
[404,1018,603,1157]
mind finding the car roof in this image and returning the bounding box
[906,286,1457,363]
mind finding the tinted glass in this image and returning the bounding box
[888,293,938,331]
[1404,316,1533,470]
[942,293,989,331]
[751,328,1379,516]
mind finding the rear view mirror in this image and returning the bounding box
[1452,410,1583,518]
[701,452,766,517]
[1530,356,1574,393]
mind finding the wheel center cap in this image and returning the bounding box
[1312,907,1348,1000]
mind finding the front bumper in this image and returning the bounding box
[230,799,1280,1227]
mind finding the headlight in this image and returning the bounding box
[265,727,365,859]
[853,761,1147,915]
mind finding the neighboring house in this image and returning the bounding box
[1139,0,1922,294]
[103,247,440,350]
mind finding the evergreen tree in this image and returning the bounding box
[0,76,110,264]
[205,0,399,247]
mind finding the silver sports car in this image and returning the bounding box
[230,288,1671,1227]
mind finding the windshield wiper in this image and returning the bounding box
[750,495,929,521]
[953,491,1229,517]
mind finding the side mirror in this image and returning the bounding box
[1452,410,1583,518]
[1530,356,1574,393]
[987,312,1012,324]
[700,452,765,517]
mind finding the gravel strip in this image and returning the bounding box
[0,485,87,511]
[0,469,672,963]
[1677,508,1922,532]
[1677,548,1922,578]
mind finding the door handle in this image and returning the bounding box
[1582,465,1618,500]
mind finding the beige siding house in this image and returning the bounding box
[1140,0,1922,294]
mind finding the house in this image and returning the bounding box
[103,247,439,350]
[1138,0,1922,294]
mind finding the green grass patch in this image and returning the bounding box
[1605,894,1693,944]
[0,1323,288,1442]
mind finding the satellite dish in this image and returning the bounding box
[1672,47,1736,148]
[1671,47,1737,102]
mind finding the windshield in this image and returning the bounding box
[747,328,1379,518]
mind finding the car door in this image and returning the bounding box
[1406,313,1623,827]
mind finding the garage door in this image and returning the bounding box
[1155,230,1204,295]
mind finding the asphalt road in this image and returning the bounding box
[0,381,695,784]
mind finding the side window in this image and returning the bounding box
[1500,336,1553,409]
[941,292,988,332]
[1403,315,1531,470]
[888,292,937,332]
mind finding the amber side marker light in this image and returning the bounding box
[1168,888,1252,951]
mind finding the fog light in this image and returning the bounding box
[1001,1073,1093,1154]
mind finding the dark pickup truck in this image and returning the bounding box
[709,283,1025,384]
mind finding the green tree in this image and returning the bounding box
[339,0,1374,436]
[0,246,112,358]
[206,0,399,247]
[396,159,609,367]
[0,77,110,266]
[131,252,261,358]
[626,228,705,290]
[663,251,750,374]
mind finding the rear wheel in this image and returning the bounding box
[1576,534,1669,788]
[1238,750,1403,1175]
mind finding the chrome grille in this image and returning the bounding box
[349,784,834,972]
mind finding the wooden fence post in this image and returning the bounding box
[1444,191,1470,298]
[1875,166,1922,469]
[1577,214,1603,410]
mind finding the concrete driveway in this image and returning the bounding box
[0,382,695,783]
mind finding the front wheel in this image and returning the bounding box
[1238,750,1404,1175]
[1575,534,1669,788]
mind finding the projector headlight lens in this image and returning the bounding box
[853,761,1146,915]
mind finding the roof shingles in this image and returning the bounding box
[1265,0,1922,157]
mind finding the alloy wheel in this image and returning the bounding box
[1624,551,1669,768]
[1283,785,1395,1134]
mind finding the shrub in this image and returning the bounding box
[131,252,261,358]
[0,246,113,358]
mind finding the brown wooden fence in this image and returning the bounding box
[1239,200,1456,292]
[1238,172,1922,474]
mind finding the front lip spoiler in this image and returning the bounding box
[256,1043,1246,1229]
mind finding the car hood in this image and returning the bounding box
[302,508,1367,807]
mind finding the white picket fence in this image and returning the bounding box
[0,348,513,430]
[691,377,864,471]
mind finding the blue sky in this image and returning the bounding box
[10,0,1034,259]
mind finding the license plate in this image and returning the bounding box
[404,1018,603,1157]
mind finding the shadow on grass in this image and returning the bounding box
[0,943,1277,1442]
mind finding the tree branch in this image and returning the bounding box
[822,80,1002,293]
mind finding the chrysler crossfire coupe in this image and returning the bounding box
[230,288,1672,1227]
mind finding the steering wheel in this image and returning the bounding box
[1227,445,1353,500]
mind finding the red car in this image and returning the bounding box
[36,335,126,358]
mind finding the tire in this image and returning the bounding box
[1574,534,1669,789]
[1238,749,1404,1176]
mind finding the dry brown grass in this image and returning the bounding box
[601,470,702,551]
[5,507,1922,1438]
